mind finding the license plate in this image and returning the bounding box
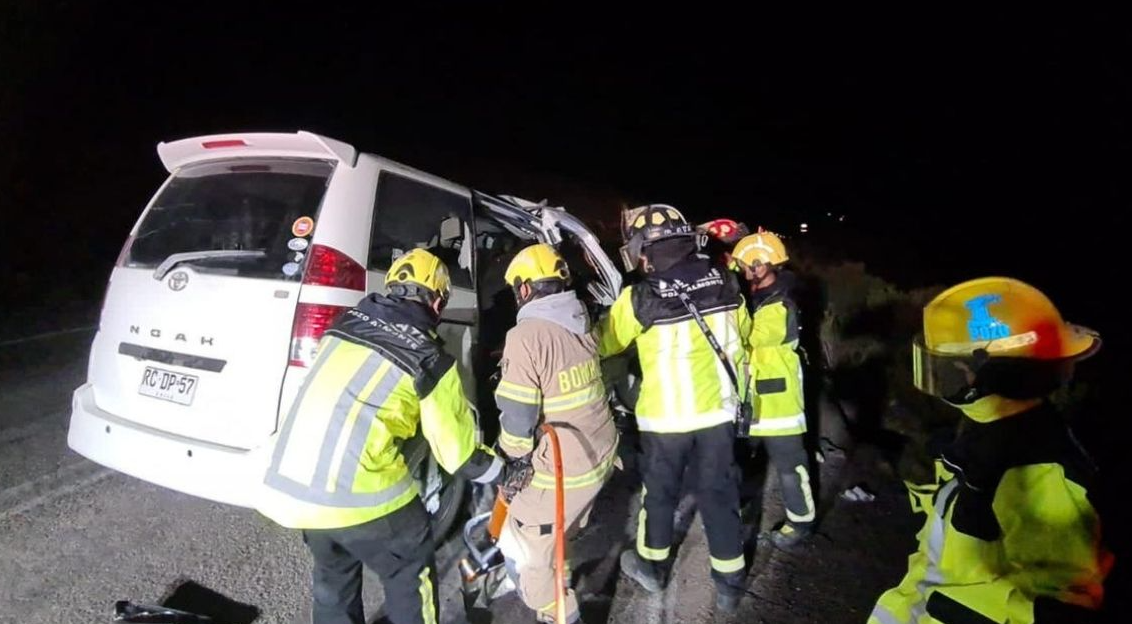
[138,366,199,406]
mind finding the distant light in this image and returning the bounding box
[839,215,845,222]
[827,212,832,217]
[800,222,809,233]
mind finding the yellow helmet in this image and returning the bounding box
[504,243,569,288]
[731,232,789,269]
[385,248,451,304]
[913,277,1100,403]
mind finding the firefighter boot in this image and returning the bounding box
[771,521,814,549]
[619,550,668,593]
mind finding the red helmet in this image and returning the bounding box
[701,218,750,244]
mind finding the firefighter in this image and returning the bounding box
[601,204,751,613]
[730,231,816,547]
[256,249,501,624]
[870,277,1112,624]
[492,243,619,624]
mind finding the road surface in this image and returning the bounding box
[0,328,920,624]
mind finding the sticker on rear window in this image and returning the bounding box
[292,252,305,263]
[282,262,301,277]
[292,216,315,237]
[287,237,310,251]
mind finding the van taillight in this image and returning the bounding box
[302,244,367,291]
[289,303,348,367]
[290,246,365,366]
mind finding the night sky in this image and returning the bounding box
[3,7,1127,337]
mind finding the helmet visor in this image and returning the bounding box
[912,337,984,400]
[913,335,1087,401]
[619,241,642,273]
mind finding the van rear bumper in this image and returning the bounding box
[67,383,264,507]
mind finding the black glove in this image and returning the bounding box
[499,454,534,502]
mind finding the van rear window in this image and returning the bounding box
[124,159,334,281]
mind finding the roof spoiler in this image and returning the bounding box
[156,131,358,172]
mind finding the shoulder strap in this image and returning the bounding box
[675,289,741,392]
[674,286,753,437]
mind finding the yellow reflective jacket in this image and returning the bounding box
[747,277,805,436]
[257,294,498,530]
[598,258,750,434]
[870,405,1112,624]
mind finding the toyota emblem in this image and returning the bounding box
[168,271,189,291]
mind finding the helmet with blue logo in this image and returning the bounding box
[913,277,1099,404]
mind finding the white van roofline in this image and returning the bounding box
[155,130,543,210]
[157,131,358,172]
[156,132,463,196]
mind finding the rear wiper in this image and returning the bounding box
[153,250,266,280]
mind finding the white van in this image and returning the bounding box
[68,131,621,532]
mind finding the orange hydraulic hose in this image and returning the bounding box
[540,423,567,624]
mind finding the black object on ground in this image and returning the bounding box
[114,580,260,624]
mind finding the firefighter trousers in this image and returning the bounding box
[301,500,438,624]
[498,479,606,623]
[637,422,745,590]
[747,434,815,526]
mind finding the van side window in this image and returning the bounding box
[369,172,474,289]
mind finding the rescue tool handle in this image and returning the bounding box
[674,288,754,438]
[540,423,568,624]
[461,511,500,571]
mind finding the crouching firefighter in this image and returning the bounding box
[493,243,619,624]
[601,205,751,613]
[256,249,502,624]
[730,231,816,547]
[870,277,1113,624]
